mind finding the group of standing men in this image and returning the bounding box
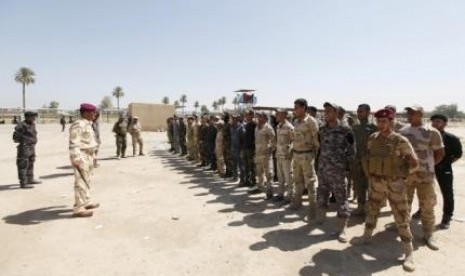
[165,98,462,272]
[112,115,145,158]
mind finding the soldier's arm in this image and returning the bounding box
[268,126,276,150]
[112,123,118,134]
[69,122,82,167]
[345,130,356,158]
[451,135,463,163]
[430,129,445,165]
[399,137,419,173]
[309,119,320,152]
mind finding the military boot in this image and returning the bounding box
[424,234,439,251]
[288,196,302,211]
[351,204,366,216]
[19,181,33,189]
[350,228,373,246]
[309,207,326,226]
[27,177,42,184]
[336,217,349,243]
[401,242,415,272]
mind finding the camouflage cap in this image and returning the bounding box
[323,102,339,110]
[404,104,424,115]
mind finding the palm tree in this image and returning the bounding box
[162,96,170,105]
[232,97,239,110]
[219,96,227,111]
[14,67,36,111]
[212,101,219,111]
[180,94,187,115]
[174,100,180,109]
[194,101,199,113]
[112,86,125,111]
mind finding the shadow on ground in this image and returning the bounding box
[40,172,74,179]
[3,206,73,225]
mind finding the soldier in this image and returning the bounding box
[13,111,41,188]
[430,114,463,229]
[129,116,144,156]
[167,117,174,152]
[385,105,405,132]
[179,117,187,156]
[69,103,100,217]
[206,116,218,171]
[60,116,66,132]
[112,115,128,159]
[192,115,201,162]
[92,111,101,168]
[215,120,225,176]
[315,102,355,243]
[249,112,276,198]
[242,110,257,187]
[198,116,209,167]
[223,114,232,178]
[351,108,419,272]
[401,105,444,250]
[275,108,294,203]
[351,104,377,216]
[186,116,195,160]
[290,99,319,216]
[231,114,245,184]
[172,116,180,154]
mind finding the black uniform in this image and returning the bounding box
[179,119,187,155]
[13,120,38,187]
[435,130,463,224]
[207,123,217,170]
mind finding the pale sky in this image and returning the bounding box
[1,0,464,112]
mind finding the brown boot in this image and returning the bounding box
[336,218,349,243]
[350,228,373,245]
[310,208,326,225]
[351,204,366,216]
[85,203,100,210]
[73,210,93,217]
[401,242,415,272]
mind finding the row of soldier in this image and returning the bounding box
[165,99,462,272]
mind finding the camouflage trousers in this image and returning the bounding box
[276,156,293,197]
[16,145,36,183]
[406,172,437,236]
[131,133,144,155]
[317,165,350,218]
[223,145,232,174]
[116,134,127,157]
[293,152,316,208]
[365,176,413,243]
[216,144,225,174]
[73,151,94,214]
[353,159,369,204]
[255,154,273,192]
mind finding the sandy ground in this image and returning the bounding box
[1,123,465,276]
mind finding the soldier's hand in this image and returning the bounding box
[72,161,81,170]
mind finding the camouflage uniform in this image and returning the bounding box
[199,122,209,166]
[192,119,200,161]
[292,114,319,210]
[215,124,225,174]
[112,119,128,158]
[401,124,444,238]
[167,118,174,150]
[186,120,195,159]
[254,122,276,194]
[242,121,257,186]
[317,121,354,219]
[352,120,377,210]
[172,119,180,153]
[276,119,294,199]
[179,119,187,155]
[129,120,144,156]
[207,122,218,170]
[13,119,38,187]
[231,122,244,182]
[69,117,98,214]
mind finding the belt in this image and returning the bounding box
[81,148,95,154]
[293,149,313,154]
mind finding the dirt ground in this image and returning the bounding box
[1,123,464,276]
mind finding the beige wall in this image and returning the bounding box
[128,103,175,131]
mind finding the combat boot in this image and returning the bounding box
[424,234,439,251]
[315,208,327,225]
[401,242,415,272]
[288,196,302,211]
[351,204,366,216]
[19,181,33,189]
[27,176,42,184]
[336,217,349,243]
[85,203,100,210]
[350,228,373,246]
[73,210,93,218]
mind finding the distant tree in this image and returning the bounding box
[180,94,187,114]
[49,101,59,109]
[162,96,170,105]
[431,104,464,120]
[212,101,219,111]
[232,97,239,110]
[219,96,227,110]
[100,96,114,109]
[14,67,36,111]
[194,101,199,113]
[174,100,180,109]
[112,86,125,111]
[200,105,209,114]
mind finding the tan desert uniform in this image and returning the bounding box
[276,120,294,198]
[401,125,444,237]
[129,120,144,155]
[292,114,319,209]
[69,118,98,214]
[192,120,200,161]
[255,122,276,193]
[215,124,225,175]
